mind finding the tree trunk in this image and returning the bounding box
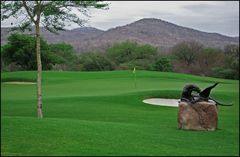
[35,23,43,118]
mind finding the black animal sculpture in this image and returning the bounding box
[180,84,201,102]
[181,83,233,106]
[193,83,233,106]
[199,83,218,99]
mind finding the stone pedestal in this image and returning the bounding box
[178,101,218,131]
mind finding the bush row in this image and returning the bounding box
[1,33,239,80]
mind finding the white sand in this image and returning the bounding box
[2,82,36,85]
[143,98,180,107]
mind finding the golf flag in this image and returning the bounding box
[133,67,136,74]
[133,67,136,88]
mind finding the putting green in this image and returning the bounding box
[1,70,239,156]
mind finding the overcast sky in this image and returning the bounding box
[1,1,239,37]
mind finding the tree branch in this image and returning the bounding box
[35,0,41,23]
[22,0,36,24]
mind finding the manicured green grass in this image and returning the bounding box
[1,70,239,156]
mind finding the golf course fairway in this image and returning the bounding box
[1,70,239,156]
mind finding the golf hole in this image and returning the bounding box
[143,98,180,107]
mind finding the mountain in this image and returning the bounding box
[1,26,104,45]
[40,27,104,43]
[1,18,239,52]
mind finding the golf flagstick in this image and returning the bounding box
[133,67,136,88]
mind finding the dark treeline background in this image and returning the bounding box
[1,33,239,80]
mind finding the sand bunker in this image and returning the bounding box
[2,81,36,85]
[143,98,179,107]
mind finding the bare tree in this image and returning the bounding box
[197,47,224,75]
[172,41,203,67]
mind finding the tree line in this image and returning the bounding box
[1,33,239,80]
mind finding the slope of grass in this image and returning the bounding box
[1,70,239,156]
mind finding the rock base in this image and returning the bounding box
[178,101,218,131]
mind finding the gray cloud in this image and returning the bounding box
[176,2,239,36]
[183,3,220,13]
[1,1,239,37]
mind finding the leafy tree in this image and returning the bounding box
[48,42,78,70]
[2,33,54,70]
[151,56,173,72]
[134,44,158,70]
[172,41,203,67]
[79,52,115,71]
[135,44,158,59]
[1,1,108,118]
[106,41,158,69]
[223,44,239,79]
[106,41,138,64]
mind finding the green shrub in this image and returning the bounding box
[2,33,54,70]
[106,41,158,70]
[212,67,235,79]
[79,53,115,71]
[151,57,173,72]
